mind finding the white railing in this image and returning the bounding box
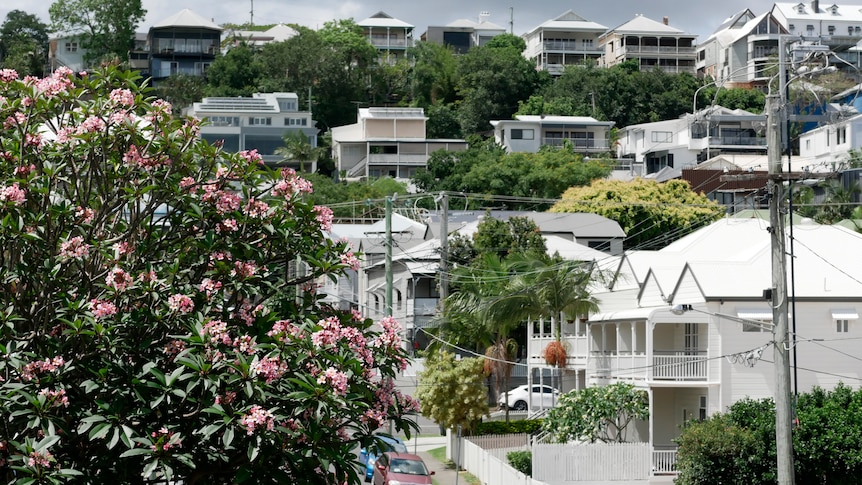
[530,335,588,367]
[588,352,648,380]
[532,442,651,482]
[651,351,707,380]
[367,154,427,165]
[653,447,678,475]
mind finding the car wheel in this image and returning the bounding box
[513,400,527,411]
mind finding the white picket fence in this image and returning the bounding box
[532,442,651,482]
[456,432,654,485]
[460,434,545,485]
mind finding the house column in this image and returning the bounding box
[647,319,655,381]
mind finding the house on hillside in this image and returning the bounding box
[616,106,767,176]
[491,115,614,156]
[187,92,318,169]
[422,12,507,53]
[561,217,862,475]
[148,9,221,84]
[521,10,608,75]
[357,11,414,64]
[696,9,787,89]
[598,14,697,74]
[772,1,862,72]
[331,107,467,181]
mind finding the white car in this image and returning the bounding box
[498,384,560,411]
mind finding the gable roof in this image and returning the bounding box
[357,11,414,29]
[604,14,690,36]
[524,10,608,35]
[152,9,221,30]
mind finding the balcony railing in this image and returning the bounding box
[531,334,589,367]
[367,154,428,165]
[413,297,438,316]
[151,66,206,78]
[590,351,648,380]
[369,39,409,48]
[542,40,602,52]
[651,351,707,381]
[709,135,766,147]
[542,138,610,151]
[622,45,695,54]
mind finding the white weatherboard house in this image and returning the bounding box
[554,216,862,475]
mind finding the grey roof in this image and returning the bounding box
[152,9,221,30]
[357,11,414,29]
[426,210,626,239]
[524,10,608,35]
[603,14,693,37]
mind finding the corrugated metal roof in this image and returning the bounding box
[152,9,221,30]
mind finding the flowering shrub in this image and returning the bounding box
[0,67,417,484]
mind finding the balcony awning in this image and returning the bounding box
[590,306,664,322]
[831,309,859,320]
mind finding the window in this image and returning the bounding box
[699,396,707,421]
[249,117,271,126]
[837,319,849,333]
[510,129,534,140]
[285,118,308,126]
[651,131,673,143]
[807,24,815,33]
[805,139,811,150]
[837,127,847,145]
[278,99,297,112]
[828,25,835,35]
[65,42,78,52]
[789,24,795,32]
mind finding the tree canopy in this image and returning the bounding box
[551,178,725,250]
[415,351,488,434]
[0,66,416,484]
[48,0,145,65]
[541,383,649,443]
[0,10,49,76]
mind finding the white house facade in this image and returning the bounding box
[491,115,614,155]
[598,14,697,74]
[535,217,862,475]
[522,10,608,75]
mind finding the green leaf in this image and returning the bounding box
[223,427,234,448]
[119,448,152,458]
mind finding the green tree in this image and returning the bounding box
[152,73,206,111]
[48,0,145,66]
[0,66,416,484]
[456,35,544,134]
[416,351,488,434]
[204,43,263,97]
[407,41,459,108]
[552,178,725,250]
[0,10,49,76]
[541,383,649,443]
[674,413,764,485]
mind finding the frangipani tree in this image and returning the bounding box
[0,67,417,484]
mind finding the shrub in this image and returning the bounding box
[0,67,416,484]
[506,450,531,475]
[476,419,543,435]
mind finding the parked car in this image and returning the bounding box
[371,452,435,485]
[359,435,408,482]
[498,384,561,411]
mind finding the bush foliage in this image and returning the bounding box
[0,67,416,484]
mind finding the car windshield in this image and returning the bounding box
[389,458,428,475]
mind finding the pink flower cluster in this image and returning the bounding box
[109,88,135,107]
[0,182,26,206]
[311,317,343,348]
[75,206,94,224]
[317,366,349,396]
[90,299,117,319]
[20,356,65,381]
[240,405,275,435]
[314,205,334,232]
[38,388,69,407]
[232,261,258,279]
[373,316,403,350]
[106,267,133,292]
[236,301,263,326]
[123,145,169,169]
[27,450,53,468]
[238,149,262,165]
[272,167,313,198]
[267,319,304,342]
[233,334,256,354]
[150,426,181,452]
[112,241,134,257]
[78,115,106,133]
[202,320,231,346]
[243,198,270,219]
[33,67,73,97]
[167,294,194,314]
[198,278,222,299]
[0,68,18,82]
[250,356,288,383]
[59,236,90,259]
[340,251,361,271]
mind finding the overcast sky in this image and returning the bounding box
[5,0,776,40]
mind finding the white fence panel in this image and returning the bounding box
[461,438,545,485]
[532,442,651,482]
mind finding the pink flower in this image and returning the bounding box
[167,294,194,314]
[239,149,262,165]
[59,236,90,260]
[198,278,222,298]
[90,299,117,319]
[202,320,231,345]
[0,69,18,82]
[243,198,270,219]
[38,388,69,407]
[240,405,275,435]
[340,251,361,271]
[317,366,349,396]
[106,267,133,292]
[232,261,258,279]
[27,451,53,468]
[20,356,65,381]
[217,219,238,233]
[251,356,288,383]
[232,335,256,354]
[0,183,26,206]
[179,177,196,189]
[112,241,134,257]
[109,88,135,107]
[314,206,333,232]
[75,206,95,224]
[78,115,106,133]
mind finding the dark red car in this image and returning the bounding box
[371,452,435,485]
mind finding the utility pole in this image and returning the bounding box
[439,192,449,303]
[385,196,393,317]
[767,78,795,485]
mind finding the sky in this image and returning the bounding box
[4,0,779,40]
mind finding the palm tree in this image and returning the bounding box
[274,131,322,172]
[438,254,524,418]
[502,253,601,392]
